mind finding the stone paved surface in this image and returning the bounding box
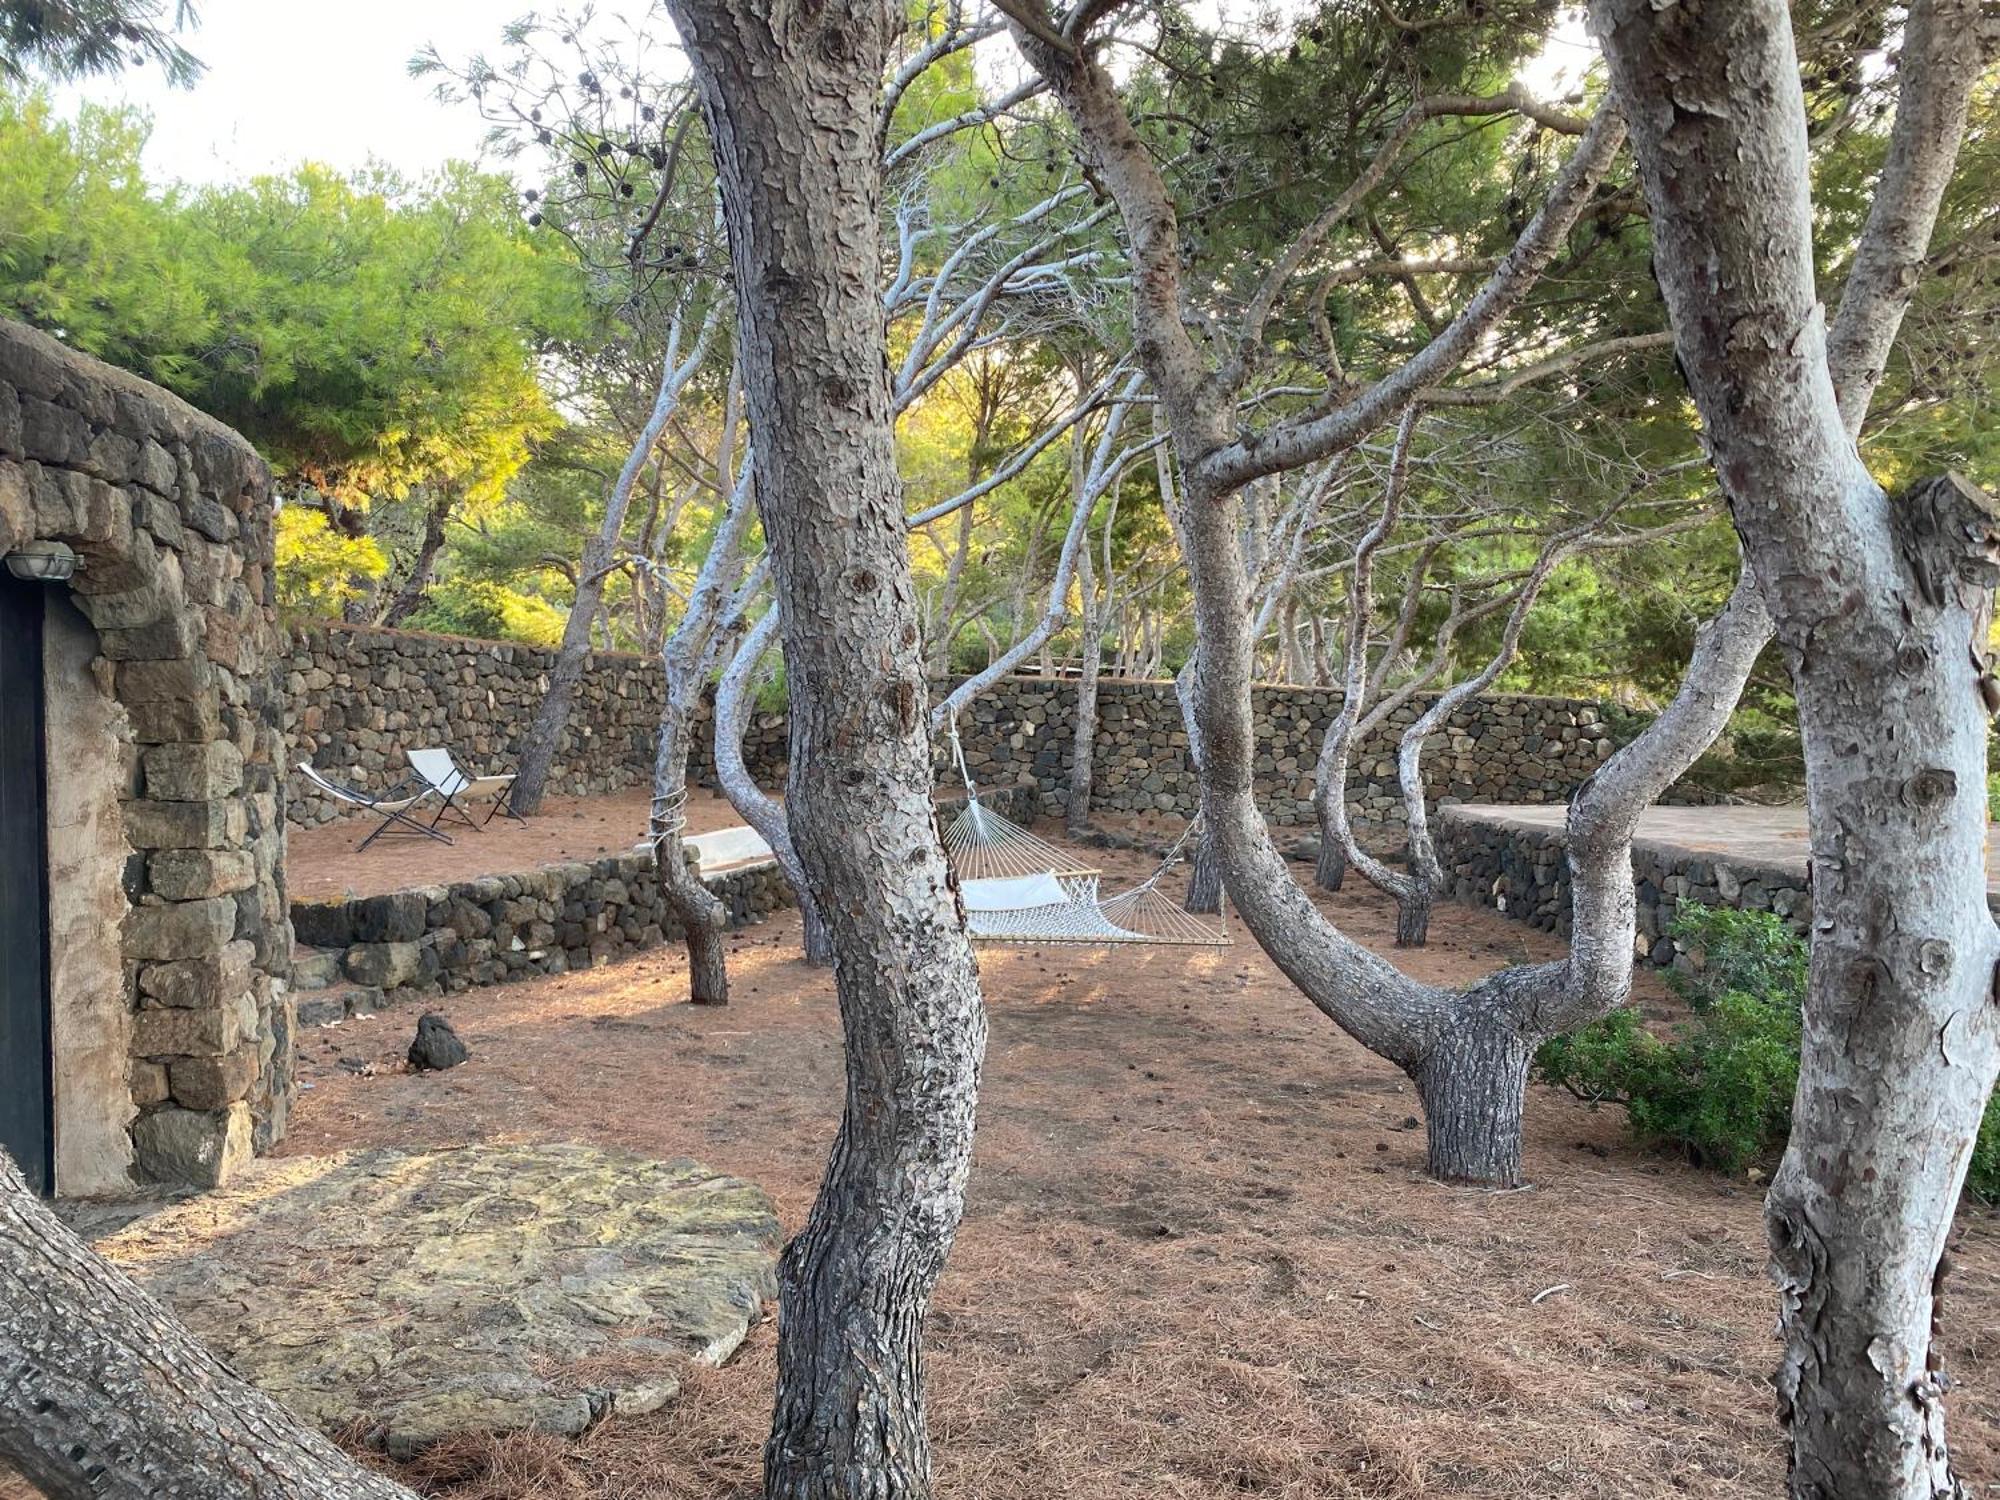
[1455,802,2000,894]
[93,1143,780,1458]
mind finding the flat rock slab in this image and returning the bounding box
[93,1143,780,1458]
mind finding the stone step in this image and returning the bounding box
[291,945,343,991]
[295,984,384,1029]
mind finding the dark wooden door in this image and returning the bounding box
[0,580,50,1193]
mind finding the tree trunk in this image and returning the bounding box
[1067,630,1100,834]
[1313,828,1346,892]
[1184,822,1222,915]
[716,608,834,966]
[650,689,731,1007]
[0,1156,415,1500]
[1412,996,1533,1187]
[664,7,988,1498]
[1393,878,1432,948]
[1066,545,1103,834]
[377,489,453,628]
[1597,1,1991,1490]
[515,317,712,816]
[661,842,730,1006]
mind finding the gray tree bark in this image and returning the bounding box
[715,607,834,965]
[377,487,454,628]
[662,6,989,1498]
[514,309,717,815]
[1596,1,1991,1492]
[0,1155,415,1500]
[647,461,760,1007]
[1066,541,1105,835]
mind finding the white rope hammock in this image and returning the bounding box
[942,718,1228,949]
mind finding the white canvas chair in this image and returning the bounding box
[296,763,452,851]
[406,748,522,832]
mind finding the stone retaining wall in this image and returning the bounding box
[1434,807,1814,969]
[286,623,1611,831]
[290,854,798,1010]
[288,784,1038,1009]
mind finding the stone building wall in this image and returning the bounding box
[0,318,291,1192]
[286,625,1611,831]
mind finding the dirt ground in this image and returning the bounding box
[287,788,758,902]
[255,832,2000,1500]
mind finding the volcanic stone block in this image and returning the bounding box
[132,1103,252,1188]
[168,1049,261,1110]
[123,797,244,851]
[126,896,238,961]
[139,940,255,1009]
[148,848,256,902]
[143,742,246,802]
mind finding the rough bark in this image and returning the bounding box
[663,6,988,1498]
[651,685,732,1007]
[0,1155,415,1500]
[715,607,834,966]
[1595,2,1992,1493]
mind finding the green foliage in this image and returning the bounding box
[173,160,582,508]
[0,0,201,87]
[0,93,212,379]
[402,578,565,648]
[273,509,386,617]
[1536,903,2000,1198]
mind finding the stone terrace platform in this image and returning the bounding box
[1436,802,2000,966]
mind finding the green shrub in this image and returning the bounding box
[1535,901,2000,1197]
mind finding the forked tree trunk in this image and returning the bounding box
[646,462,757,1008]
[1597,1,1989,1490]
[664,7,988,1498]
[650,687,731,1006]
[0,1156,416,1500]
[1014,15,1718,1187]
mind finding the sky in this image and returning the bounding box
[51,3,1599,190]
[54,0,519,186]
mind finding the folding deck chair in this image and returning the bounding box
[296,763,453,851]
[406,748,523,832]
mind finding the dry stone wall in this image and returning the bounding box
[1433,807,1818,969]
[287,784,1038,1010]
[286,626,1610,830]
[285,623,675,826]
[0,319,291,1191]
